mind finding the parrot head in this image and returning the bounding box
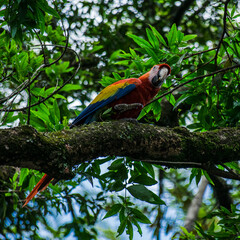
[150,63,171,88]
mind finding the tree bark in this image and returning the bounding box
[1,122,240,179]
[172,0,196,26]
[184,176,208,232]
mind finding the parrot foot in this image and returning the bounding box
[114,103,143,113]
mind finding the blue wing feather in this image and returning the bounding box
[70,83,137,128]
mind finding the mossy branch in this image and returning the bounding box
[1,122,240,180]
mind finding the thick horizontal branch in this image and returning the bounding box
[1,122,240,179]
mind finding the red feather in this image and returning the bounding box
[109,64,170,119]
[22,174,53,207]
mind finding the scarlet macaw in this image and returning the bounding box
[23,63,171,207]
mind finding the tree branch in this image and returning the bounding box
[214,0,231,64]
[172,0,196,26]
[184,177,208,232]
[1,122,240,180]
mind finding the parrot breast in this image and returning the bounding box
[109,80,159,119]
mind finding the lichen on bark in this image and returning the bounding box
[1,122,240,180]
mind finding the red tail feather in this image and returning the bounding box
[23,174,53,207]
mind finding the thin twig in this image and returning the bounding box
[226,13,237,31]
[202,164,240,180]
[0,45,81,112]
[214,0,230,64]
[0,31,69,106]
[34,29,48,65]
[0,71,13,83]
[0,65,44,105]
[183,47,217,60]
[134,158,240,180]
[0,33,71,114]
[214,0,230,112]
[220,163,240,179]
[133,158,203,168]
[44,31,69,68]
[27,78,31,125]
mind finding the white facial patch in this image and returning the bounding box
[159,67,169,81]
[149,66,160,81]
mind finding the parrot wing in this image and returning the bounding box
[70,78,141,127]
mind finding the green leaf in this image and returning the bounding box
[195,169,202,185]
[132,218,143,236]
[224,162,240,172]
[31,109,49,123]
[126,220,133,240]
[111,180,125,192]
[130,174,158,186]
[89,44,103,53]
[141,162,155,178]
[108,159,125,170]
[173,95,190,110]
[115,60,130,66]
[102,204,122,219]
[186,123,202,130]
[201,170,214,185]
[19,168,29,186]
[127,184,165,205]
[182,34,197,42]
[60,84,82,92]
[177,31,184,43]
[112,72,122,80]
[165,94,176,106]
[190,168,202,185]
[167,24,177,47]
[29,175,36,192]
[152,100,162,121]
[167,55,180,65]
[137,104,152,120]
[36,0,60,18]
[233,13,240,19]
[231,5,236,18]
[119,206,126,222]
[35,7,45,33]
[53,99,60,122]
[146,28,159,49]
[53,94,67,100]
[129,47,137,58]
[180,226,190,236]
[117,218,127,236]
[38,86,46,97]
[149,25,167,47]
[145,47,159,64]
[12,171,19,182]
[11,25,18,38]
[99,76,116,87]
[127,33,152,49]
[128,207,151,224]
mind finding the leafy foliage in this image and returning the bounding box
[0,0,240,240]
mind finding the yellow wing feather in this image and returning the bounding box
[91,81,133,104]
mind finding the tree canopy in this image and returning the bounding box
[0,0,240,239]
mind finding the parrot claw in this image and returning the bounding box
[114,103,143,113]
